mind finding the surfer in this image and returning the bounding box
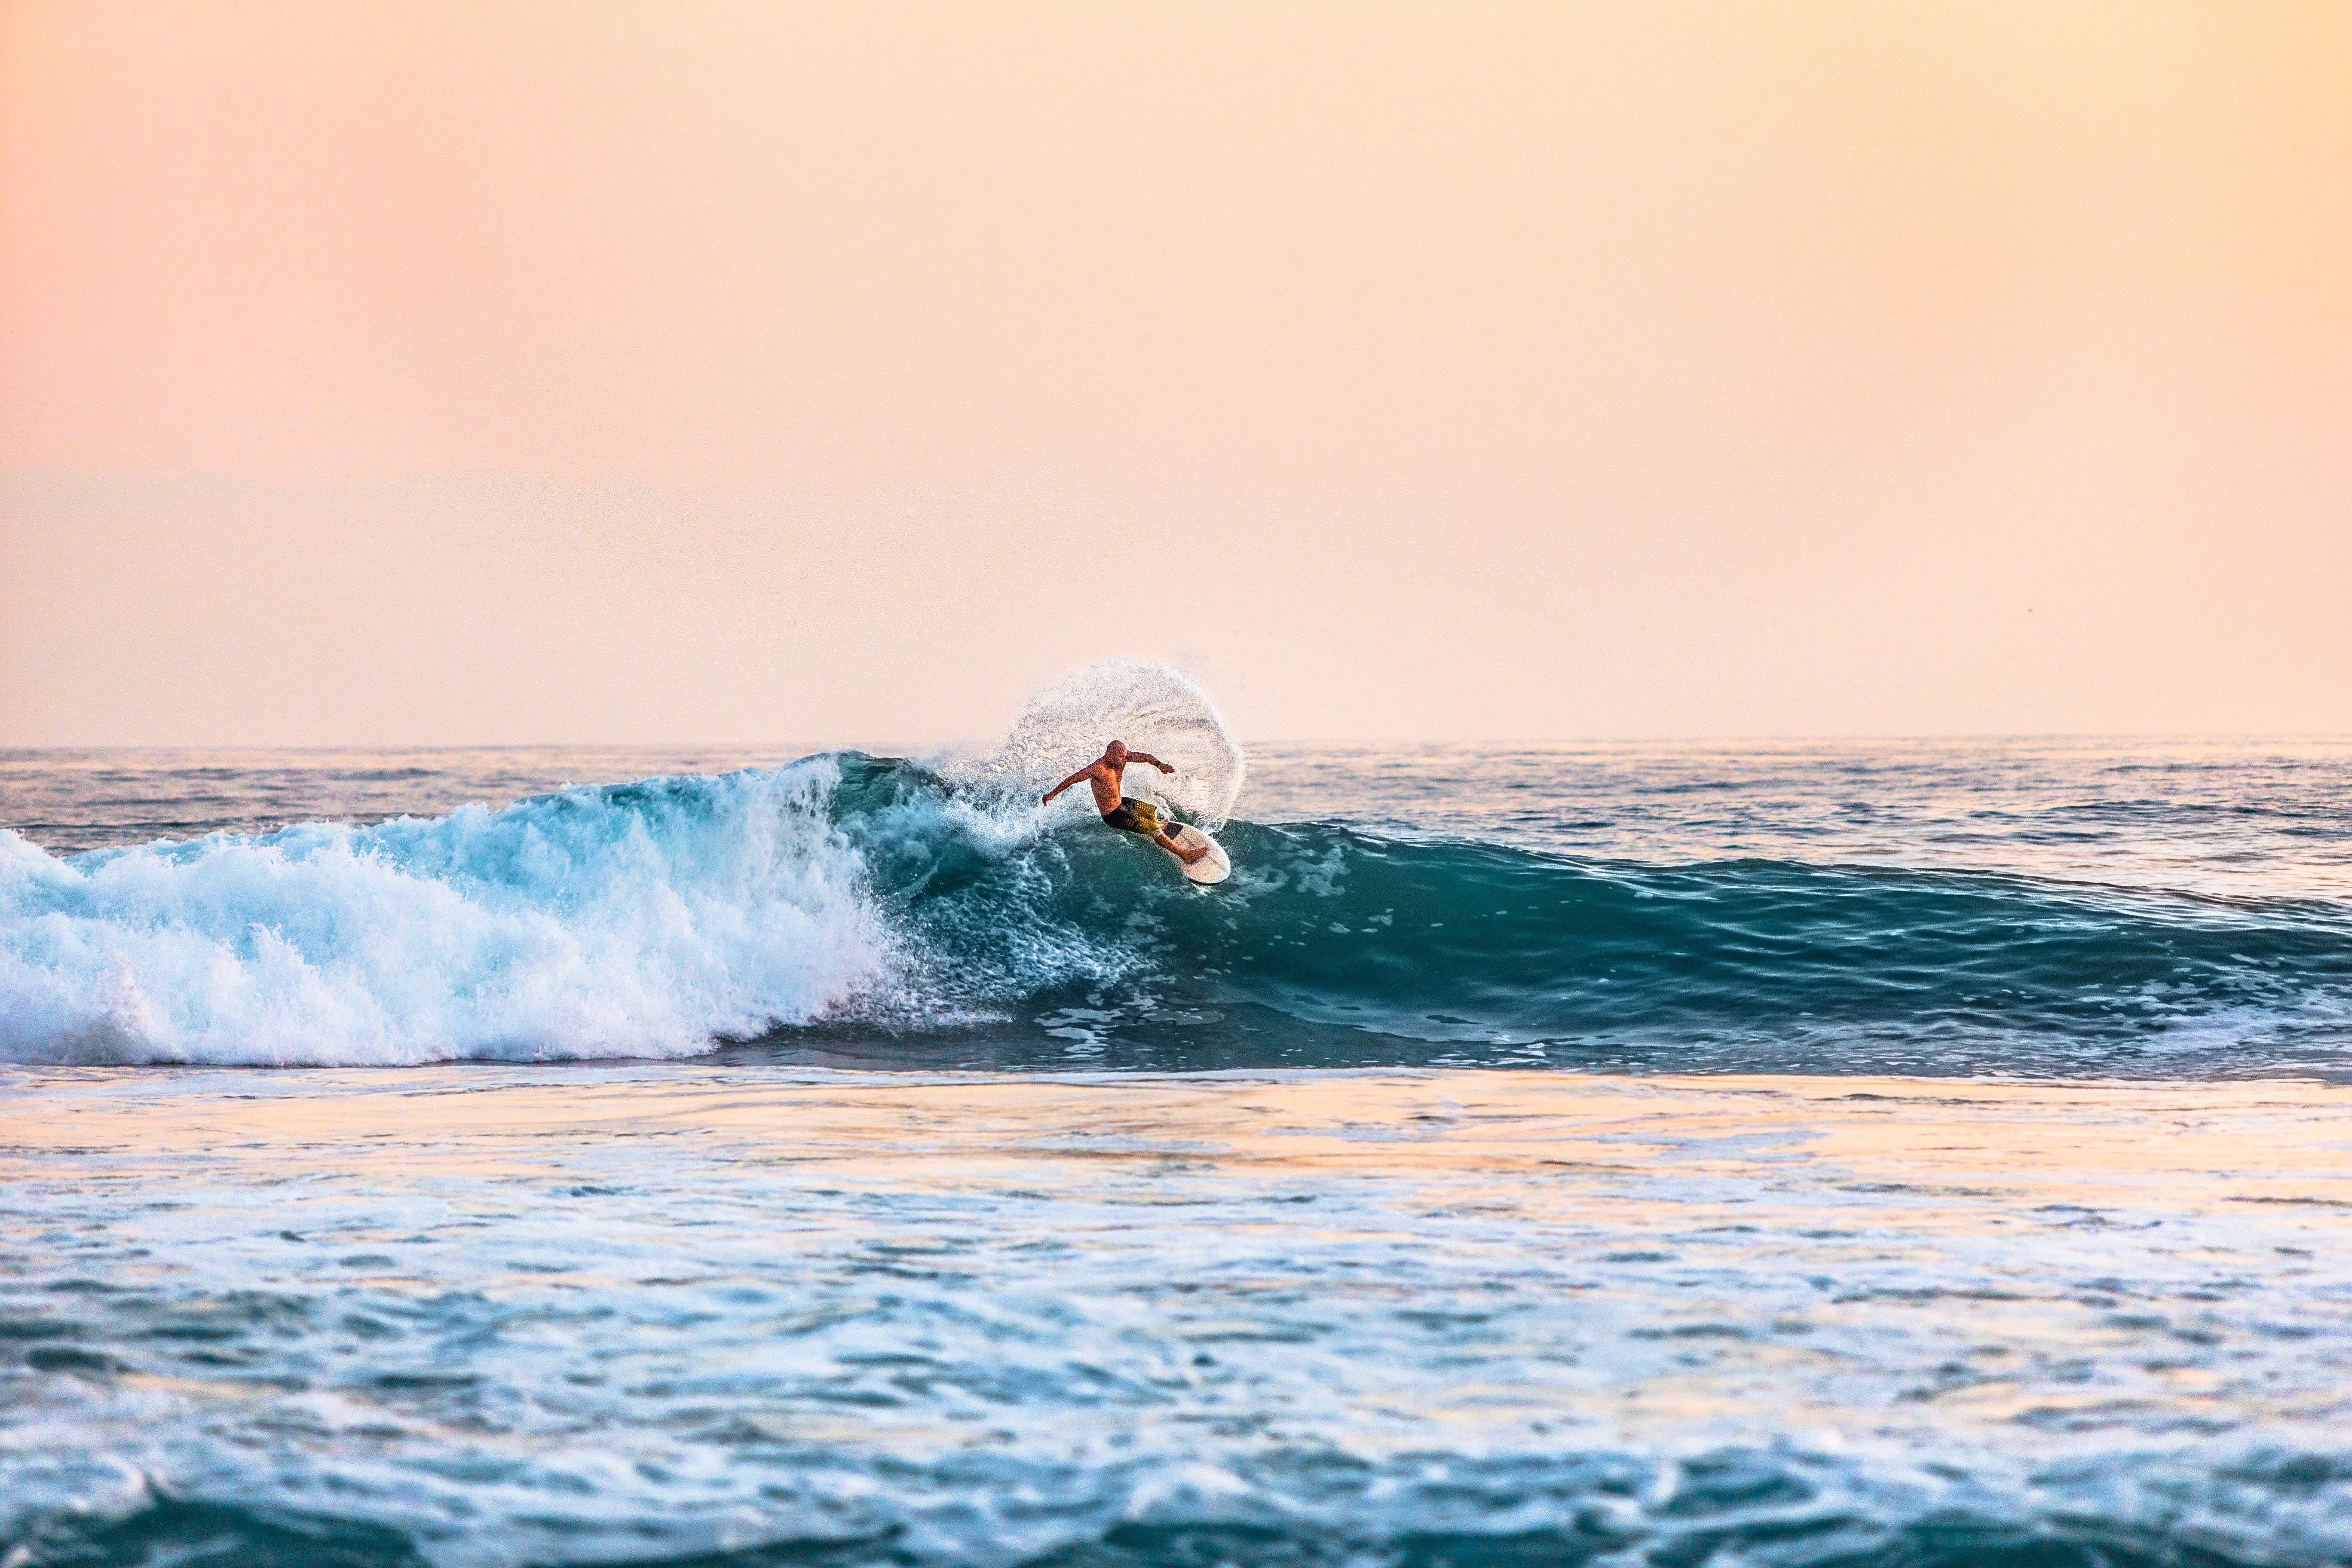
[1042,741,1212,866]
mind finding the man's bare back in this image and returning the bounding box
[1041,741,1210,866]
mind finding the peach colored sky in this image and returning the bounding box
[3,1,2347,746]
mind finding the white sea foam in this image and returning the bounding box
[0,757,894,1066]
[0,662,1261,1069]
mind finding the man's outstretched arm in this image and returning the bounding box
[1124,752,1177,774]
[1041,765,1096,805]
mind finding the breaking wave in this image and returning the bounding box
[6,738,2351,1072]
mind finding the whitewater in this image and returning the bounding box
[0,663,1253,1067]
[7,679,2352,1568]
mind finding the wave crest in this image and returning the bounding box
[0,760,891,1066]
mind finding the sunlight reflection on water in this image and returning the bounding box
[6,1066,2351,1565]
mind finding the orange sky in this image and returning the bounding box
[3,1,2347,745]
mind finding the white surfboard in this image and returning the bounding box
[1165,822,1231,886]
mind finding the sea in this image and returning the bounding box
[6,671,2352,1567]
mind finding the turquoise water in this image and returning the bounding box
[6,738,2349,1076]
[5,730,2352,1565]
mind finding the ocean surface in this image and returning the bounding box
[6,689,2352,1565]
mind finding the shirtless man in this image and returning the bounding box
[1041,741,1211,865]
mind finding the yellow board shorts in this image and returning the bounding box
[1100,797,1163,837]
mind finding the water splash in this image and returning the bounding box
[990,659,1247,826]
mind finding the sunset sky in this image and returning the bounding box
[3,1,2347,746]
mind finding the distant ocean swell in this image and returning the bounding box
[5,753,2349,1072]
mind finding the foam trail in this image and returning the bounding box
[0,758,894,1066]
[990,659,1247,826]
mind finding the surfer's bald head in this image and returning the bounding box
[1105,740,1128,760]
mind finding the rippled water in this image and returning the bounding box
[4,738,2351,1565]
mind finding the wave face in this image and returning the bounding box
[836,756,2352,1076]
[8,749,2350,1073]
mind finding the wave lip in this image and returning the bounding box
[0,758,892,1066]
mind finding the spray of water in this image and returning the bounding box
[989,660,1247,827]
